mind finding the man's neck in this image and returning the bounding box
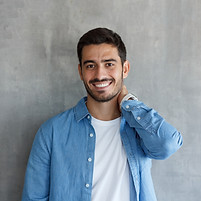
[86,95,121,121]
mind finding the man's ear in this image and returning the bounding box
[123,60,130,79]
[78,64,83,81]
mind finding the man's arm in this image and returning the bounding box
[22,127,50,201]
[118,86,183,160]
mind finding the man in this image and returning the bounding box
[22,28,183,201]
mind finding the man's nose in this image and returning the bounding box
[94,65,107,80]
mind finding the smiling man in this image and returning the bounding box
[78,43,129,121]
[22,28,183,201]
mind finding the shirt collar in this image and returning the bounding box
[74,97,90,122]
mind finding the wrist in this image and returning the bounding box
[120,93,138,108]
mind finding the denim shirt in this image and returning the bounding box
[22,97,183,201]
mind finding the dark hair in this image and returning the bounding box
[77,27,127,66]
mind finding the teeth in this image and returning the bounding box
[95,83,110,88]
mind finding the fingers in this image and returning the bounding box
[118,85,128,110]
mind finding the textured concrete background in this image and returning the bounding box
[0,0,201,200]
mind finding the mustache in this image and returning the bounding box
[89,78,114,84]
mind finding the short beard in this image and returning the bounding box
[83,72,123,103]
[84,82,121,102]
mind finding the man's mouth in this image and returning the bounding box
[93,82,111,88]
[90,79,113,89]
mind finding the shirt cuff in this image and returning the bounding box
[120,93,138,108]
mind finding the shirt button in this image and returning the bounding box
[87,115,90,119]
[126,105,129,109]
[88,158,92,162]
[137,116,141,120]
[89,133,93,137]
[86,183,90,188]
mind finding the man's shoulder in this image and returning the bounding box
[39,107,73,132]
[40,97,87,131]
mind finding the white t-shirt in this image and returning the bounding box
[91,116,130,201]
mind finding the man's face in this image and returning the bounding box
[78,43,129,102]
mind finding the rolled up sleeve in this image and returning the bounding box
[121,100,183,160]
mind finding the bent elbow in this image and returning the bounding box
[157,131,183,160]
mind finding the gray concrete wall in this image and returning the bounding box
[0,0,200,200]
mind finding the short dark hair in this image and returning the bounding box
[77,27,127,66]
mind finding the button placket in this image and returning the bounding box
[85,127,95,192]
[88,157,92,162]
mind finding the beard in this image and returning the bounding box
[83,73,123,103]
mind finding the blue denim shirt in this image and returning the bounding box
[22,97,183,201]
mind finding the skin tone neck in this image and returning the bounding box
[86,91,121,121]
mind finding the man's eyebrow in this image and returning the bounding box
[83,59,117,65]
[83,60,95,65]
[102,59,117,63]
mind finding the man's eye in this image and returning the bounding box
[106,63,114,67]
[86,64,95,68]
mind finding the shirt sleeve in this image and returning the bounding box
[21,126,51,201]
[121,99,183,160]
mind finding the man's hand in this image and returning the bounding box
[118,85,128,111]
